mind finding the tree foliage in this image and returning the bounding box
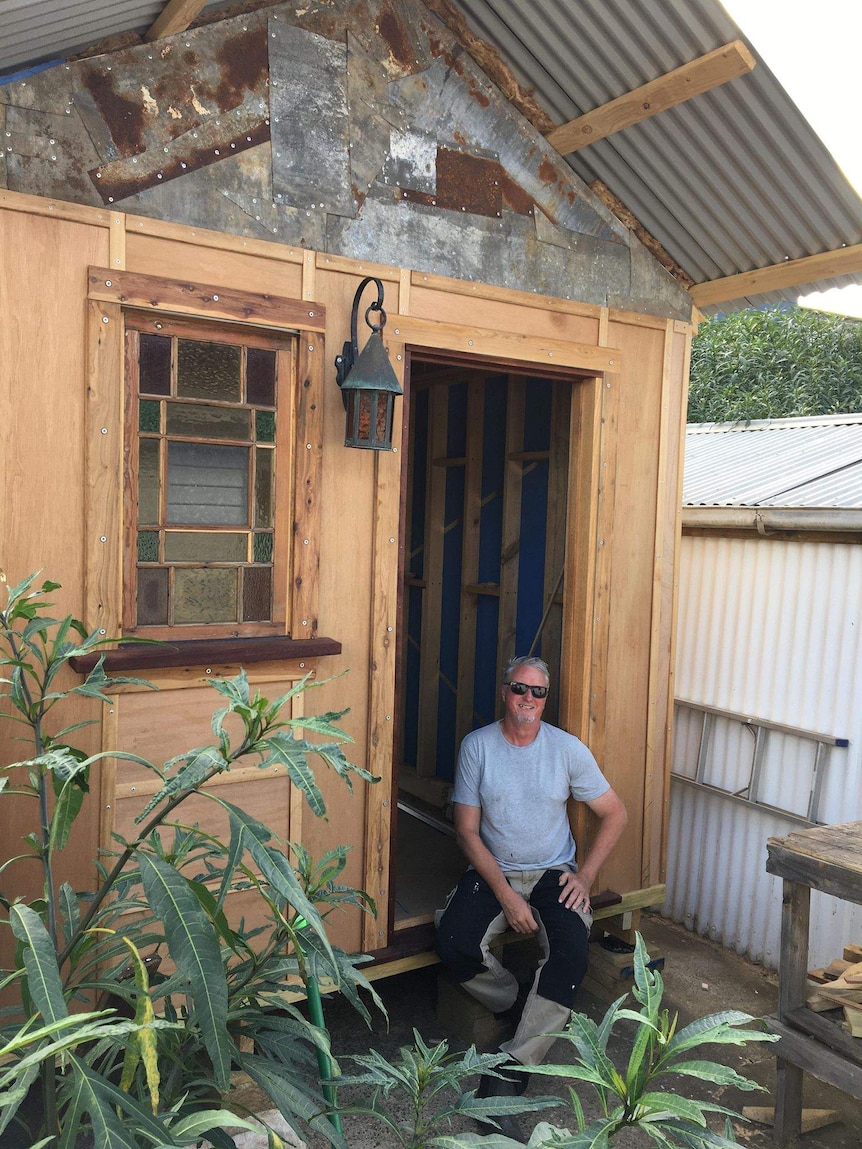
[688,305,862,424]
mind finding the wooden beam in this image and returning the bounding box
[690,242,862,307]
[546,40,755,155]
[146,0,209,42]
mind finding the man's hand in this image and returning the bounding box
[558,869,592,913]
[501,889,539,933]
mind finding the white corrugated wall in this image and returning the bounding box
[664,535,862,968]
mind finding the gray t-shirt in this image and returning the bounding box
[452,721,609,871]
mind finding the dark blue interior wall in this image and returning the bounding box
[437,384,467,779]
[403,388,428,770]
[403,371,556,781]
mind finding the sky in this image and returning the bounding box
[721,0,862,318]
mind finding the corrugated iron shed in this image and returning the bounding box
[2,0,862,312]
[684,413,862,508]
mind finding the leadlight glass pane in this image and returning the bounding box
[255,410,275,443]
[247,347,276,406]
[137,531,159,562]
[139,400,160,433]
[255,448,273,527]
[174,567,237,623]
[139,334,172,395]
[165,532,248,562]
[167,442,249,526]
[137,568,168,625]
[177,340,241,402]
[138,439,160,524]
[243,567,272,621]
[253,532,273,562]
[167,403,250,440]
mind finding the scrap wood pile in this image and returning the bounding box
[807,943,862,1035]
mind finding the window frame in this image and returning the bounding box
[122,310,294,639]
[86,267,324,651]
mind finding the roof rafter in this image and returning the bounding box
[146,0,210,42]
[690,243,862,307]
[545,40,755,156]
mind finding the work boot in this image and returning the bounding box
[474,1057,529,1143]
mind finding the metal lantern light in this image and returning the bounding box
[335,276,403,450]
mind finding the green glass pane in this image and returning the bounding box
[253,532,273,563]
[137,531,159,562]
[167,403,250,441]
[174,567,237,624]
[177,340,241,402]
[138,439,160,524]
[255,448,273,527]
[167,442,249,526]
[164,532,248,562]
[255,409,275,443]
[247,347,276,406]
[139,333,172,396]
[243,566,272,622]
[137,568,168,626]
[139,399,160,433]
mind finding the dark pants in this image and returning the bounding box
[435,867,590,1064]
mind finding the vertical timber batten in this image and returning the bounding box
[362,340,405,951]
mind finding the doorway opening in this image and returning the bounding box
[394,354,585,931]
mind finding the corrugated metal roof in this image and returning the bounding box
[684,413,862,507]
[2,1,861,311]
[454,0,862,310]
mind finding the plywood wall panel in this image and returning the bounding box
[125,233,305,301]
[0,208,112,973]
[599,320,668,895]
[408,286,601,346]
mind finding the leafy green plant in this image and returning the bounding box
[688,304,862,423]
[519,933,780,1148]
[0,570,381,1148]
[339,1029,558,1149]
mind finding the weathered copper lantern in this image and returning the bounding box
[335,276,403,450]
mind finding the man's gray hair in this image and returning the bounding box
[502,656,550,685]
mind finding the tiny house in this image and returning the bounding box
[0,0,694,970]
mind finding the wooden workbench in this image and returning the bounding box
[766,822,862,1145]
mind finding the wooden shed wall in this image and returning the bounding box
[0,188,691,962]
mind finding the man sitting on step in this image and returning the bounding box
[435,655,627,1142]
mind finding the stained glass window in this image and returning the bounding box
[127,316,287,635]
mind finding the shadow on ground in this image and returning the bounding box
[304,913,862,1149]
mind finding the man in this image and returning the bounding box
[435,655,627,1139]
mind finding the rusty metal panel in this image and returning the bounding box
[382,129,437,195]
[346,31,405,211]
[270,19,353,218]
[88,96,269,203]
[327,189,630,303]
[387,57,627,246]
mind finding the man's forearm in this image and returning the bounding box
[455,827,512,901]
[577,806,628,885]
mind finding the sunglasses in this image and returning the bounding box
[506,681,549,699]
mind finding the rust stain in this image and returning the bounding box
[81,68,147,156]
[351,183,368,212]
[468,77,490,109]
[498,172,534,216]
[452,130,467,147]
[436,147,502,217]
[213,26,268,110]
[183,51,200,68]
[376,1,415,71]
[538,156,560,186]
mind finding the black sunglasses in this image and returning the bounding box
[506,681,549,699]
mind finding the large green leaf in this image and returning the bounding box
[59,1058,143,1149]
[258,731,326,816]
[10,904,68,1024]
[663,1059,764,1090]
[136,851,232,1090]
[134,745,228,824]
[62,1056,172,1148]
[0,1061,40,1135]
[239,1052,345,1148]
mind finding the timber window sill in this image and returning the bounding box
[69,635,342,674]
